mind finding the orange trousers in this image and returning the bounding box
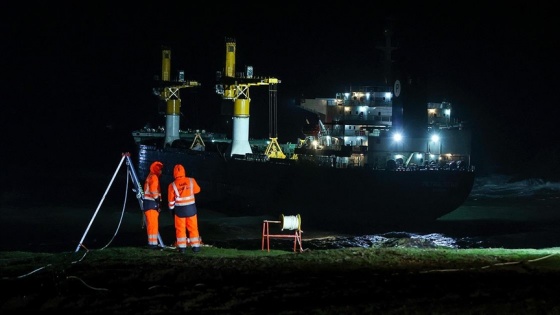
[145,209,159,246]
[174,214,201,249]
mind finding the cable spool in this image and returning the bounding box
[280,214,301,231]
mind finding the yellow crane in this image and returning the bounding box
[158,48,201,147]
[215,38,285,159]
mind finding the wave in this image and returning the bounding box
[471,174,560,200]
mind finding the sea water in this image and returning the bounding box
[297,174,560,250]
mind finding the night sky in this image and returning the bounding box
[3,3,558,178]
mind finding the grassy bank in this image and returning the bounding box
[2,246,560,314]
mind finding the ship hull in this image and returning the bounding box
[137,145,475,233]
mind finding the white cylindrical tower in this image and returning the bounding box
[230,98,252,155]
[165,99,181,146]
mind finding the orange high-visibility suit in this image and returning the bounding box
[168,164,202,253]
[143,161,163,248]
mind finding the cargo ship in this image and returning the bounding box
[132,33,475,233]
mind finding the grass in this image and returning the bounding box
[2,246,560,314]
[3,246,560,284]
[3,246,560,277]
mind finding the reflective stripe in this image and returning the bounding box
[144,190,161,200]
[144,174,161,200]
[188,236,201,244]
[176,236,188,248]
[171,179,195,206]
[148,233,158,246]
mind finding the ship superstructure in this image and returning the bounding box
[298,90,471,171]
[295,25,471,172]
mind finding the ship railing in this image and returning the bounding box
[415,161,472,172]
[391,165,475,172]
[349,146,367,154]
[297,155,338,167]
[337,99,392,107]
[245,153,269,162]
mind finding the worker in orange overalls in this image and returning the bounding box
[142,161,163,249]
[168,164,202,253]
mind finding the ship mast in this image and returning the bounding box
[216,38,282,157]
[376,23,397,85]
